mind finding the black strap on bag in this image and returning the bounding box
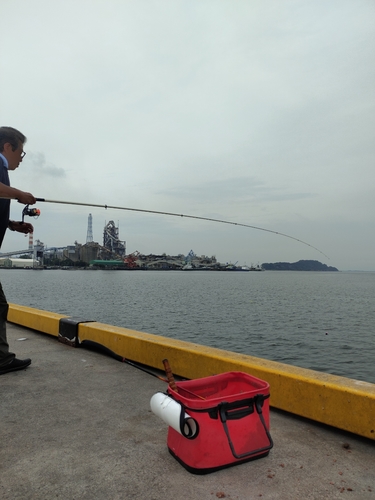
[217,394,273,459]
[178,401,200,439]
[176,393,273,459]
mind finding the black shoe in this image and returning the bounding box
[0,358,31,375]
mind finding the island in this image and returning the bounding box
[261,260,339,271]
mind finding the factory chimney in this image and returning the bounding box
[86,213,93,243]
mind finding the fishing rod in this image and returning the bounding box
[82,339,173,383]
[81,341,204,399]
[10,196,329,259]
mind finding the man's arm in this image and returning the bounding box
[0,182,36,205]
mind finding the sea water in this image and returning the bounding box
[2,269,374,384]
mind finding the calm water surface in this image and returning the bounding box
[2,269,374,384]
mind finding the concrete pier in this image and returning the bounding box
[1,323,374,500]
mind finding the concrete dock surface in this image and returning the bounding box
[1,323,374,500]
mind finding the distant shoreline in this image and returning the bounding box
[261,260,339,272]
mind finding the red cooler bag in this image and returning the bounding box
[167,371,273,474]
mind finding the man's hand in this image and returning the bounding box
[8,221,34,234]
[16,191,36,205]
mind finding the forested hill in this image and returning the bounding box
[261,260,339,271]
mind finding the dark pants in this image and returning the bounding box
[0,281,15,367]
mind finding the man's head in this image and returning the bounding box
[0,126,27,170]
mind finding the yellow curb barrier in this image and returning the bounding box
[8,304,375,440]
[8,303,67,337]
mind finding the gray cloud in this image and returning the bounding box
[27,152,66,178]
[158,177,315,206]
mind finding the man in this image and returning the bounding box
[0,126,36,375]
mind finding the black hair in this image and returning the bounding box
[0,126,27,152]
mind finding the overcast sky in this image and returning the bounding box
[1,0,374,270]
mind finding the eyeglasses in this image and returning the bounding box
[20,151,26,159]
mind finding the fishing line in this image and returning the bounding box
[32,197,329,259]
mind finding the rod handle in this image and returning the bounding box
[162,358,178,392]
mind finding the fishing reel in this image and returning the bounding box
[22,204,41,223]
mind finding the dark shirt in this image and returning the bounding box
[0,157,11,248]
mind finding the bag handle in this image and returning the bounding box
[218,395,273,459]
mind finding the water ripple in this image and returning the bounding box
[2,269,375,383]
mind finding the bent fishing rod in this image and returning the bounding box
[10,196,329,259]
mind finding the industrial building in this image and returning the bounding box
[0,258,39,268]
[0,215,224,270]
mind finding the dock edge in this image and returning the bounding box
[8,303,375,440]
